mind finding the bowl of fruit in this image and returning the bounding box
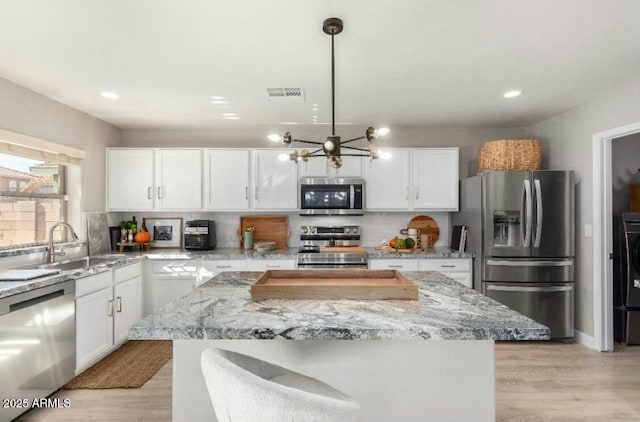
[389,236,416,252]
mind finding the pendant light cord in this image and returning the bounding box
[331,33,336,136]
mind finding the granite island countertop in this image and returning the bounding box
[0,247,470,299]
[129,270,549,341]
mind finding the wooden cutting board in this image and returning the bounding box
[239,215,289,250]
[407,215,439,243]
[251,270,418,301]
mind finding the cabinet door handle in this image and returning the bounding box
[108,300,114,317]
[116,297,122,313]
[245,186,248,200]
[389,264,403,268]
[266,265,281,268]
[405,187,409,200]
[216,265,232,269]
[440,264,456,268]
[147,187,153,199]
[254,186,258,201]
[157,186,163,199]
[415,187,419,200]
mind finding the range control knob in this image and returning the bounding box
[352,227,359,234]
[344,227,351,234]
[310,227,317,234]
[301,227,308,234]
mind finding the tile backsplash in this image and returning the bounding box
[108,211,450,248]
[85,212,110,255]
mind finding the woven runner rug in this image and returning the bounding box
[63,340,172,389]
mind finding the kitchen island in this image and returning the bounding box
[129,271,549,422]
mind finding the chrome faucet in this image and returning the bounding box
[47,222,80,263]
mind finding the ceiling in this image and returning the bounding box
[0,0,638,130]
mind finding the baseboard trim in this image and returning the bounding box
[574,330,597,350]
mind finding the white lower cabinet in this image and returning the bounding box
[75,284,113,372]
[153,275,196,312]
[113,276,142,345]
[75,263,143,373]
[200,260,247,284]
[418,258,472,288]
[368,259,419,271]
[148,260,198,312]
[247,259,296,271]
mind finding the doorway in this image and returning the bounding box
[593,121,640,351]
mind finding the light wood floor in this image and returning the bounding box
[16,343,640,422]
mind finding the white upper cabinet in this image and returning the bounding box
[107,148,202,211]
[333,156,364,178]
[364,149,411,209]
[107,149,155,211]
[106,147,456,212]
[155,149,202,210]
[299,157,329,177]
[204,149,250,210]
[299,156,363,178]
[252,149,298,210]
[412,148,459,211]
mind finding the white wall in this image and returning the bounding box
[0,76,122,214]
[529,77,640,336]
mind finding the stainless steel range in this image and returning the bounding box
[297,225,368,269]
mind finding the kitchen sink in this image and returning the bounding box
[40,255,125,271]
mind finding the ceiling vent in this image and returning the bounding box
[266,88,305,102]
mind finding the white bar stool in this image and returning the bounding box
[201,348,360,422]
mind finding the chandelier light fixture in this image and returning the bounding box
[268,17,390,169]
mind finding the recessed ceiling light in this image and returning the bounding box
[221,113,237,117]
[312,115,318,119]
[268,134,282,142]
[101,91,119,100]
[224,116,239,120]
[210,100,227,104]
[503,90,522,98]
[211,96,225,100]
[279,122,299,125]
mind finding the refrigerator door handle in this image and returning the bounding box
[523,179,532,247]
[486,259,572,267]
[533,179,543,248]
[485,285,573,293]
[520,181,526,245]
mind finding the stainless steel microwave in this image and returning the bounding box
[299,177,365,216]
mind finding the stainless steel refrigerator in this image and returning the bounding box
[453,171,575,338]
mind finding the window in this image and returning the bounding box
[0,152,67,248]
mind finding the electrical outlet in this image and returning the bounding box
[584,224,593,238]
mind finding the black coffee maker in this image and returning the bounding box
[184,220,217,250]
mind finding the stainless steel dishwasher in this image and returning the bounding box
[0,280,75,421]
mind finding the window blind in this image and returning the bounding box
[0,128,85,165]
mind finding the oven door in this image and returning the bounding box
[297,253,368,269]
[298,264,369,270]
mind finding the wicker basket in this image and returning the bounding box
[477,139,541,171]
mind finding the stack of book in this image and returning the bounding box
[450,225,467,253]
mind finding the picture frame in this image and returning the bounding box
[143,217,183,249]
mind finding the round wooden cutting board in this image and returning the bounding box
[407,215,440,244]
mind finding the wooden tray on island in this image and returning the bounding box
[250,270,418,301]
